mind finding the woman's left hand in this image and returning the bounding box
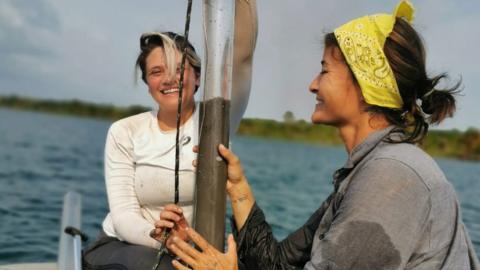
[151,204,189,251]
[169,227,238,270]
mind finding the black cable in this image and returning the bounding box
[152,1,194,269]
[174,0,193,205]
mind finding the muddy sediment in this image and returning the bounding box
[194,97,230,250]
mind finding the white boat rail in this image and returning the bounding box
[0,191,84,270]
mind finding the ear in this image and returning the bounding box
[359,90,365,102]
[352,82,368,112]
[358,88,367,108]
[194,73,200,92]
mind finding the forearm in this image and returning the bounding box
[231,189,327,269]
[233,204,301,270]
[106,167,160,248]
[228,177,255,230]
[110,211,160,248]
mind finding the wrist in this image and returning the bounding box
[228,180,254,204]
[227,176,249,196]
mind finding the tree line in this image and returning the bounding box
[1,96,479,161]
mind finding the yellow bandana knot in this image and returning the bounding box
[333,0,415,109]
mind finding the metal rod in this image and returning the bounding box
[194,0,235,251]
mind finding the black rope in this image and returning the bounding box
[174,0,193,205]
[152,1,193,269]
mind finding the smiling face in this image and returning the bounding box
[145,47,199,113]
[309,46,366,127]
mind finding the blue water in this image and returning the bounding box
[0,108,479,264]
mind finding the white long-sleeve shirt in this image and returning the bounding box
[102,109,198,248]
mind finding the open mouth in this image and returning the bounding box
[160,88,179,95]
[316,97,324,105]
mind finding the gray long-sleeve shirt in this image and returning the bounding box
[235,126,479,269]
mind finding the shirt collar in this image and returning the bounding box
[332,126,398,189]
[344,126,397,169]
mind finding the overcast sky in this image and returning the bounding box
[1,0,479,130]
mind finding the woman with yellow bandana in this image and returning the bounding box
[168,1,479,269]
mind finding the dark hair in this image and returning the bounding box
[135,31,201,84]
[324,18,461,143]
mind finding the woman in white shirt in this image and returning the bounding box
[83,1,257,269]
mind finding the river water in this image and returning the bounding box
[0,108,479,264]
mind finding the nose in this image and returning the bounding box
[309,77,319,94]
[163,72,178,86]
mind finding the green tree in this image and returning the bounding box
[283,111,295,123]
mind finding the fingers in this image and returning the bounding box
[150,227,168,241]
[195,144,241,166]
[170,248,195,266]
[155,205,186,231]
[160,211,182,223]
[154,220,174,230]
[164,204,183,215]
[172,260,190,270]
[226,234,237,256]
[218,144,240,165]
[175,236,202,258]
[169,227,188,242]
[185,227,211,251]
[158,204,185,226]
[170,236,202,266]
[192,146,198,168]
[170,242,196,268]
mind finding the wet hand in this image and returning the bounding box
[170,227,238,270]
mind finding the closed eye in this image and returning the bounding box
[149,70,165,76]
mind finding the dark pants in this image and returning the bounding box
[82,231,175,270]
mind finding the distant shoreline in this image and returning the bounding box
[1,95,479,161]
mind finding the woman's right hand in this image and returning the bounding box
[217,144,247,194]
[193,144,248,195]
[151,204,188,248]
[170,228,238,270]
[193,144,254,230]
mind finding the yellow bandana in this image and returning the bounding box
[334,0,415,109]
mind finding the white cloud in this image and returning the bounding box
[0,1,24,29]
